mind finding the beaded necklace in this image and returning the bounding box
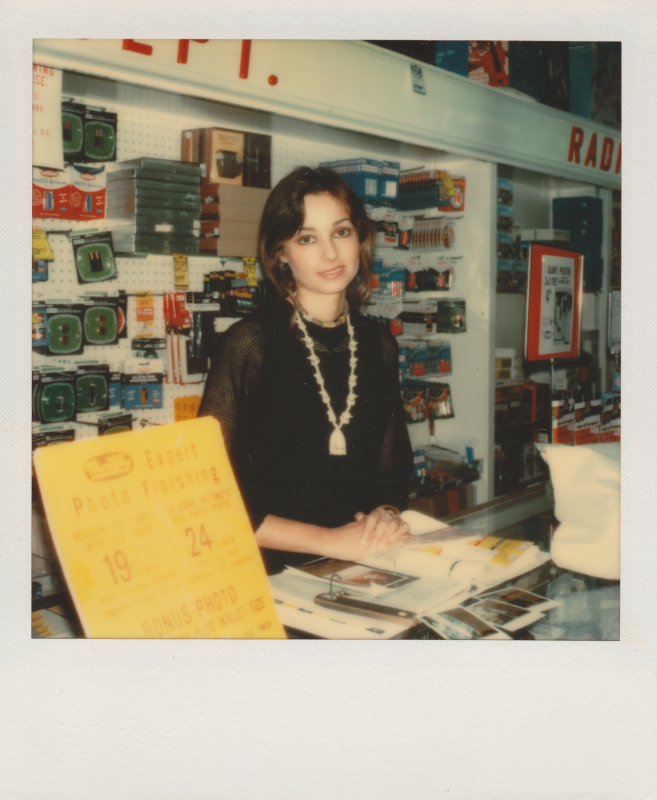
[294,300,358,456]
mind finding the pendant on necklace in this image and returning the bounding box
[329,427,347,456]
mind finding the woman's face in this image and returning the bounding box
[281,192,360,307]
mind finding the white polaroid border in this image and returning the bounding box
[4,6,656,800]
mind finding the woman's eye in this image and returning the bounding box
[335,227,353,238]
[297,236,314,245]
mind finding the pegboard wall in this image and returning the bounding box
[33,70,495,500]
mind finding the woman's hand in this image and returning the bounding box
[316,516,406,563]
[254,510,412,564]
[354,506,411,552]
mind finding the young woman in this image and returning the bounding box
[199,166,413,574]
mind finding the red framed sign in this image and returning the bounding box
[525,244,583,361]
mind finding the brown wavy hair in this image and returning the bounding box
[258,166,377,308]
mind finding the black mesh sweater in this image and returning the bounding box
[198,296,413,573]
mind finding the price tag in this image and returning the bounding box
[410,64,426,95]
[243,257,257,288]
[173,254,189,289]
[32,229,55,261]
[34,417,285,638]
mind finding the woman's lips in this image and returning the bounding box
[318,266,345,278]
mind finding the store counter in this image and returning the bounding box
[31,482,619,640]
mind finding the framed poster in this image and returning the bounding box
[525,244,583,361]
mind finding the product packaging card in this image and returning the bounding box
[70,231,117,284]
[83,108,117,162]
[70,165,106,221]
[33,417,286,638]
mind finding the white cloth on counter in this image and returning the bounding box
[539,442,620,580]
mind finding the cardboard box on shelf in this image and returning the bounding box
[182,129,272,188]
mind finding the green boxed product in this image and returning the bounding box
[76,372,110,413]
[46,311,84,355]
[38,372,77,424]
[71,231,117,284]
[84,108,117,162]
[83,304,118,345]
[62,101,86,162]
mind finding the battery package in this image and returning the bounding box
[61,101,86,163]
[32,167,71,220]
[83,107,117,162]
[121,358,164,410]
[69,165,106,221]
[98,412,133,436]
[71,231,117,284]
[75,364,110,414]
[35,369,77,424]
[45,302,85,356]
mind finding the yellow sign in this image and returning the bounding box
[32,228,55,261]
[34,417,285,639]
[173,254,189,289]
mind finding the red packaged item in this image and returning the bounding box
[70,165,106,221]
[32,167,71,220]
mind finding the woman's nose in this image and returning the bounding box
[321,238,338,261]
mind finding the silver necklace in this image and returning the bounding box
[293,296,348,329]
[294,304,358,456]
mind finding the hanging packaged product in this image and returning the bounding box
[363,295,404,336]
[69,165,106,221]
[181,127,272,188]
[396,169,465,213]
[61,100,86,163]
[32,228,55,262]
[410,218,456,250]
[44,301,85,356]
[120,358,164,410]
[435,299,466,333]
[34,368,77,425]
[83,107,117,163]
[32,426,76,455]
[134,292,156,338]
[405,255,457,293]
[32,301,49,353]
[75,363,110,414]
[98,412,133,436]
[108,364,122,408]
[427,341,452,375]
[70,231,117,284]
[427,383,455,420]
[32,167,71,220]
[81,294,127,346]
[402,384,428,423]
